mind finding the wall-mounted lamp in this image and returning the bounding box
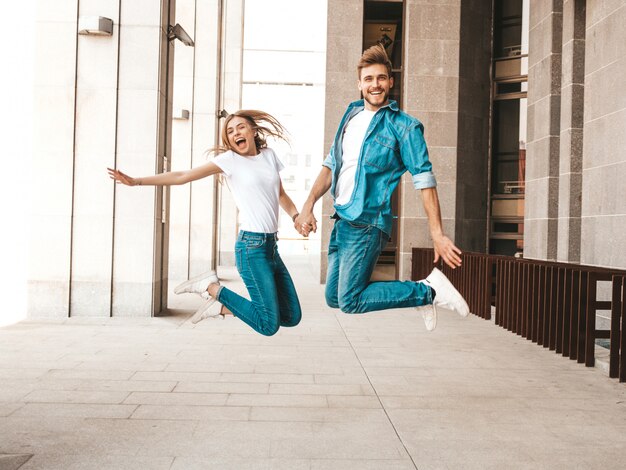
[167,24,194,47]
[172,109,190,120]
[78,16,113,36]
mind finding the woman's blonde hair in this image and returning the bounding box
[210,110,289,156]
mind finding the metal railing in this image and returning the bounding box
[611,275,626,381]
[411,248,626,383]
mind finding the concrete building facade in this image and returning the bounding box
[25,0,625,318]
[28,0,243,319]
[322,0,625,282]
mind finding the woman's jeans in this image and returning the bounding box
[217,231,302,336]
[325,218,433,313]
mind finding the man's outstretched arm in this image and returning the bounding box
[295,166,332,235]
[420,187,462,269]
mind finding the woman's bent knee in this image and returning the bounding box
[259,323,280,336]
[281,312,302,328]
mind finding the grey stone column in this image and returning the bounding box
[320,0,363,283]
[28,0,79,318]
[169,0,203,283]
[70,0,122,317]
[525,1,563,261]
[28,0,177,318]
[399,0,461,279]
[186,0,220,276]
[454,0,492,254]
[580,2,626,269]
[557,0,585,263]
[111,0,175,316]
[217,0,244,266]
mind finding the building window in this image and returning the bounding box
[489,0,528,257]
[364,0,403,105]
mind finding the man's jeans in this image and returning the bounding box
[325,219,433,313]
[217,231,302,336]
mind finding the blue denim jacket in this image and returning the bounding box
[323,99,437,236]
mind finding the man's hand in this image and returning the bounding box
[432,235,462,269]
[295,211,317,237]
[420,187,462,269]
[296,166,331,236]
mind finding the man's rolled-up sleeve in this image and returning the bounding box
[322,151,335,171]
[400,122,437,190]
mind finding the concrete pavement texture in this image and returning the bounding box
[1,259,625,470]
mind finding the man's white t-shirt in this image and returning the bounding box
[213,148,284,233]
[335,109,376,205]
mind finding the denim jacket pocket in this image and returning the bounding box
[364,135,398,170]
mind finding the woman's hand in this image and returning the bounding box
[295,211,316,236]
[107,167,139,186]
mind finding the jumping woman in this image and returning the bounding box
[108,110,302,336]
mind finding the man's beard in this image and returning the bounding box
[363,89,388,108]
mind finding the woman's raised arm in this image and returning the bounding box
[107,161,222,187]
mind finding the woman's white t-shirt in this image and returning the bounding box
[213,148,284,233]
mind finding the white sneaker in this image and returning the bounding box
[419,305,437,331]
[423,268,470,324]
[174,271,219,300]
[190,299,222,324]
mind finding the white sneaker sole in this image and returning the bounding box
[429,268,470,317]
[190,298,217,324]
[442,285,469,317]
[174,271,217,295]
[421,304,437,331]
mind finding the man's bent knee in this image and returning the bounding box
[325,290,339,309]
[338,297,364,314]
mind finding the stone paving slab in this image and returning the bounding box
[1,259,625,469]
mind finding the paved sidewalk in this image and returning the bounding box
[1,257,625,470]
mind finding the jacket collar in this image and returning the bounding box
[346,99,399,112]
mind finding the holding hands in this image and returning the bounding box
[294,211,317,237]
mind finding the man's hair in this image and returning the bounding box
[357,44,392,79]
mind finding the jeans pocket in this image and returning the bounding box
[235,248,243,272]
[243,237,265,248]
[345,220,371,231]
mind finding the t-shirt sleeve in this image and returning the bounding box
[212,151,233,177]
[269,148,285,172]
